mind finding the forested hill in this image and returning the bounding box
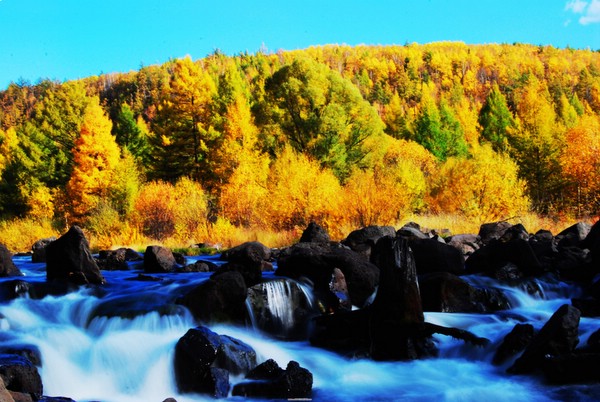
[0,42,599,242]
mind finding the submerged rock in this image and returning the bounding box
[45,226,104,285]
[0,354,43,398]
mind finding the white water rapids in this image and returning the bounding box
[0,256,598,401]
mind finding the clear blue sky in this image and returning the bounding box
[1,0,599,90]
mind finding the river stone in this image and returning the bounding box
[0,243,22,277]
[508,304,580,374]
[174,326,222,394]
[493,323,535,365]
[0,354,43,398]
[478,221,512,245]
[31,237,56,263]
[45,226,104,285]
[299,221,331,243]
[342,225,396,258]
[232,360,312,399]
[215,335,257,375]
[143,245,177,273]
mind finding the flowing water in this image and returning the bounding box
[1,256,599,401]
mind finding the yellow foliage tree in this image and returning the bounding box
[427,145,529,222]
[560,113,600,215]
[265,146,342,231]
[66,97,121,222]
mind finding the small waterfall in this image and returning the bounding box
[246,278,315,339]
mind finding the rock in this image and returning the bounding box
[143,246,177,273]
[369,236,434,360]
[0,354,43,398]
[203,367,229,399]
[396,223,430,241]
[342,225,396,258]
[406,237,465,275]
[276,243,379,308]
[245,359,284,380]
[582,220,600,268]
[215,335,257,375]
[508,304,580,374]
[181,260,219,273]
[446,234,480,258]
[466,238,543,278]
[232,360,312,400]
[0,346,41,367]
[45,226,104,285]
[493,323,535,365]
[174,326,222,394]
[0,377,13,402]
[299,222,331,243]
[177,270,247,323]
[31,238,56,263]
[419,272,510,313]
[478,221,512,245]
[220,241,271,267]
[329,268,351,311]
[0,244,22,278]
[500,223,530,242]
[173,252,186,266]
[247,278,315,340]
[557,222,592,248]
[98,248,141,271]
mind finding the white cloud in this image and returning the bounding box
[566,0,588,13]
[580,0,600,24]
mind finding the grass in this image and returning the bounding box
[0,213,595,254]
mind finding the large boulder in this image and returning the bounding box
[214,335,257,375]
[446,234,480,259]
[557,222,592,248]
[177,270,247,324]
[0,354,43,399]
[406,237,465,275]
[419,272,510,313]
[31,237,56,263]
[508,304,580,374]
[466,238,543,278]
[143,246,176,273]
[342,225,396,258]
[493,323,535,365]
[299,222,331,243]
[478,221,512,245]
[232,360,313,400]
[98,248,141,271]
[247,278,315,340]
[45,226,104,285]
[0,244,22,277]
[219,242,271,286]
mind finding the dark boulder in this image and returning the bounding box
[203,367,229,399]
[232,360,312,400]
[342,225,396,258]
[493,323,535,365]
[329,268,351,311]
[215,335,257,375]
[446,234,480,259]
[369,236,434,360]
[220,241,271,267]
[247,278,315,340]
[173,326,223,394]
[466,238,543,278]
[45,226,104,285]
[499,223,530,242]
[276,243,379,308]
[406,237,465,275]
[299,222,331,243]
[557,222,592,248]
[0,244,22,277]
[0,346,42,367]
[508,304,580,374]
[396,222,430,241]
[98,248,141,271]
[478,221,512,245]
[143,246,176,273]
[177,270,247,323]
[181,260,219,273]
[543,353,600,384]
[31,238,56,263]
[419,272,510,313]
[0,354,43,398]
[582,220,600,268]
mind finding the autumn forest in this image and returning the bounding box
[0,42,599,250]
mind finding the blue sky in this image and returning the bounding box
[1,0,599,90]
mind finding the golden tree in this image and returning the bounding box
[66,97,121,222]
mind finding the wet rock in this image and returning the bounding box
[174,326,222,394]
[215,335,257,375]
[98,248,142,271]
[508,304,580,374]
[446,234,480,258]
[299,221,331,243]
[466,238,543,278]
[276,243,379,308]
[203,367,229,398]
[45,226,104,285]
[181,260,219,273]
[329,268,351,311]
[419,272,510,313]
[218,242,272,286]
[177,270,247,323]
[31,238,56,263]
[0,354,43,398]
[0,280,31,301]
[342,225,396,258]
[0,346,41,367]
[143,246,177,273]
[0,244,22,277]
[406,237,465,275]
[478,221,512,245]
[247,278,315,340]
[493,323,535,365]
[232,360,312,400]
